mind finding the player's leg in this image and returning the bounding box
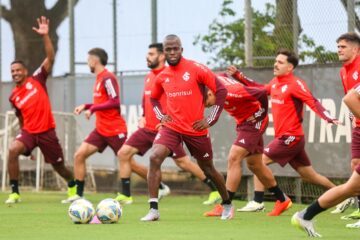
[292,171,360,237]
[116,144,139,203]
[296,166,335,189]
[343,157,360,218]
[73,142,98,198]
[5,140,27,204]
[173,155,220,204]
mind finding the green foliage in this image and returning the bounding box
[194,0,338,68]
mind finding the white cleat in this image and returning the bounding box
[291,212,322,238]
[158,184,170,199]
[237,201,265,212]
[140,208,160,221]
[331,197,356,214]
[61,194,82,204]
[221,203,234,220]
[346,220,360,228]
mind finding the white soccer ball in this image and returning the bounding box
[96,198,122,224]
[68,199,95,224]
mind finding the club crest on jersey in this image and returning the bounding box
[146,78,150,82]
[182,72,190,81]
[353,71,358,81]
[165,78,170,83]
[15,96,20,102]
[281,85,288,93]
[25,82,33,90]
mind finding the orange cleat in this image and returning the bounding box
[204,204,223,217]
[267,198,292,216]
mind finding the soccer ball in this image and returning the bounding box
[96,198,122,224]
[68,199,95,224]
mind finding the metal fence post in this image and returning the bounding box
[347,0,355,32]
[244,0,253,67]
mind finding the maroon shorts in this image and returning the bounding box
[263,135,311,170]
[126,128,186,158]
[233,121,265,155]
[154,126,213,161]
[351,127,360,159]
[16,129,64,165]
[85,129,127,154]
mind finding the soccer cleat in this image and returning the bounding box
[221,203,235,220]
[67,185,77,198]
[331,197,355,214]
[203,191,221,205]
[61,194,82,204]
[237,200,265,212]
[291,212,322,237]
[204,204,223,217]
[158,184,171,199]
[5,193,21,204]
[267,198,292,216]
[341,209,360,220]
[346,220,360,228]
[115,193,133,205]
[140,208,160,221]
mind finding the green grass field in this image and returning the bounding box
[0,192,358,240]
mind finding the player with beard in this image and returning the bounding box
[116,43,221,205]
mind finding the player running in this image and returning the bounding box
[329,32,360,223]
[116,43,220,205]
[203,74,292,217]
[61,48,128,203]
[140,35,232,221]
[292,85,360,237]
[227,49,340,212]
[6,16,75,204]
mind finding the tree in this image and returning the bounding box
[194,0,338,68]
[1,0,79,74]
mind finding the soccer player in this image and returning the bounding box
[116,43,220,205]
[227,49,340,212]
[330,32,360,221]
[6,16,75,204]
[140,35,231,221]
[203,74,292,217]
[291,86,360,237]
[62,47,128,203]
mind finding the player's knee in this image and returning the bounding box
[351,158,360,170]
[228,154,241,166]
[149,152,163,168]
[174,158,187,168]
[246,161,261,173]
[8,144,22,159]
[74,150,86,163]
[117,147,131,161]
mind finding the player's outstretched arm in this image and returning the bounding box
[33,16,55,73]
[344,87,360,119]
[227,65,265,89]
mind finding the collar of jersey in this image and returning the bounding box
[344,54,360,71]
[276,72,294,82]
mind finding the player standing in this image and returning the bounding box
[140,35,231,221]
[227,49,340,212]
[62,48,127,203]
[292,85,360,237]
[203,74,292,217]
[116,43,220,205]
[6,16,75,204]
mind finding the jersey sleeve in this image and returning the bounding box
[243,86,269,120]
[232,71,271,94]
[150,76,165,120]
[103,77,119,99]
[292,79,335,123]
[32,66,48,84]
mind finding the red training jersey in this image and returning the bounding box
[340,54,360,127]
[9,66,55,134]
[92,69,127,136]
[233,72,335,137]
[151,57,225,136]
[143,67,167,132]
[217,75,268,129]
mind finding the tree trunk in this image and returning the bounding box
[273,0,301,52]
[1,0,78,74]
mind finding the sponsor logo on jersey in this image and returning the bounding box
[17,88,38,107]
[271,98,284,105]
[353,71,358,81]
[166,90,193,98]
[182,72,190,81]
